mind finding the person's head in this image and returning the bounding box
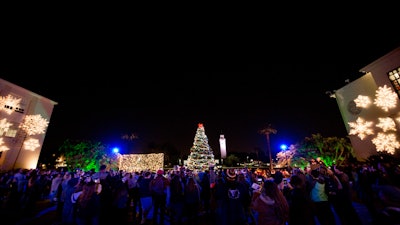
[289,174,302,188]
[144,171,152,179]
[226,169,237,182]
[99,165,107,171]
[157,169,164,176]
[262,179,281,197]
[273,170,283,184]
[310,169,320,179]
[79,182,97,203]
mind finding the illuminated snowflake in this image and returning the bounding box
[19,114,49,135]
[23,138,41,151]
[374,85,398,112]
[0,94,22,115]
[376,117,397,132]
[0,137,9,152]
[372,133,400,154]
[0,118,12,135]
[354,95,371,108]
[348,117,374,140]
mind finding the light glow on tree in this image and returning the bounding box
[0,94,22,114]
[374,85,398,112]
[348,117,374,140]
[186,123,215,171]
[119,153,164,172]
[276,144,295,168]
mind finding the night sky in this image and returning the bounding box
[1,25,399,160]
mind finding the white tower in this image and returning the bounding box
[219,134,226,159]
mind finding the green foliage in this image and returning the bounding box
[295,133,355,167]
[58,139,115,172]
[224,154,241,167]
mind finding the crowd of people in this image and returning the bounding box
[0,159,400,225]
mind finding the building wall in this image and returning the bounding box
[335,47,400,160]
[0,78,57,171]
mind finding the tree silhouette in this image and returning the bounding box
[258,123,277,171]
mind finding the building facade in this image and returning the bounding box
[0,78,57,171]
[335,47,400,160]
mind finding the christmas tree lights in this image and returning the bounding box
[186,123,215,171]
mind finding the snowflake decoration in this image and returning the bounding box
[354,95,371,108]
[0,118,12,135]
[19,114,49,135]
[0,137,9,152]
[372,132,400,154]
[23,137,41,151]
[376,117,397,132]
[348,117,374,140]
[374,85,398,112]
[0,94,22,115]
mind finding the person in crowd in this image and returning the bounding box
[214,168,247,225]
[138,171,153,225]
[75,181,101,225]
[111,179,129,225]
[333,165,363,225]
[168,172,185,225]
[21,170,45,217]
[251,179,290,225]
[125,171,141,219]
[199,170,211,215]
[184,176,202,225]
[287,174,315,225]
[49,172,63,204]
[237,172,256,225]
[62,174,81,225]
[8,168,28,210]
[92,165,112,224]
[149,169,170,225]
[308,169,336,225]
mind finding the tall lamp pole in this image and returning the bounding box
[259,124,277,172]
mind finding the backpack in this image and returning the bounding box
[150,176,167,196]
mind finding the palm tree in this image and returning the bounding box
[121,133,138,153]
[258,123,277,171]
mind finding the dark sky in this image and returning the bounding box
[1,24,399,159]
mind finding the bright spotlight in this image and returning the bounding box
[112,147,120,153]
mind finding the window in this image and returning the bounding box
[388,67,400,98]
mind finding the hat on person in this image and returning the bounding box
[226,169,237,181]
[157,169,164,175]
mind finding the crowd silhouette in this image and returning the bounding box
[0,159,400,225]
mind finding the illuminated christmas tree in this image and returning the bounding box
[186,123,215,171]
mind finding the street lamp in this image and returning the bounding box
[280,144,288,168]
